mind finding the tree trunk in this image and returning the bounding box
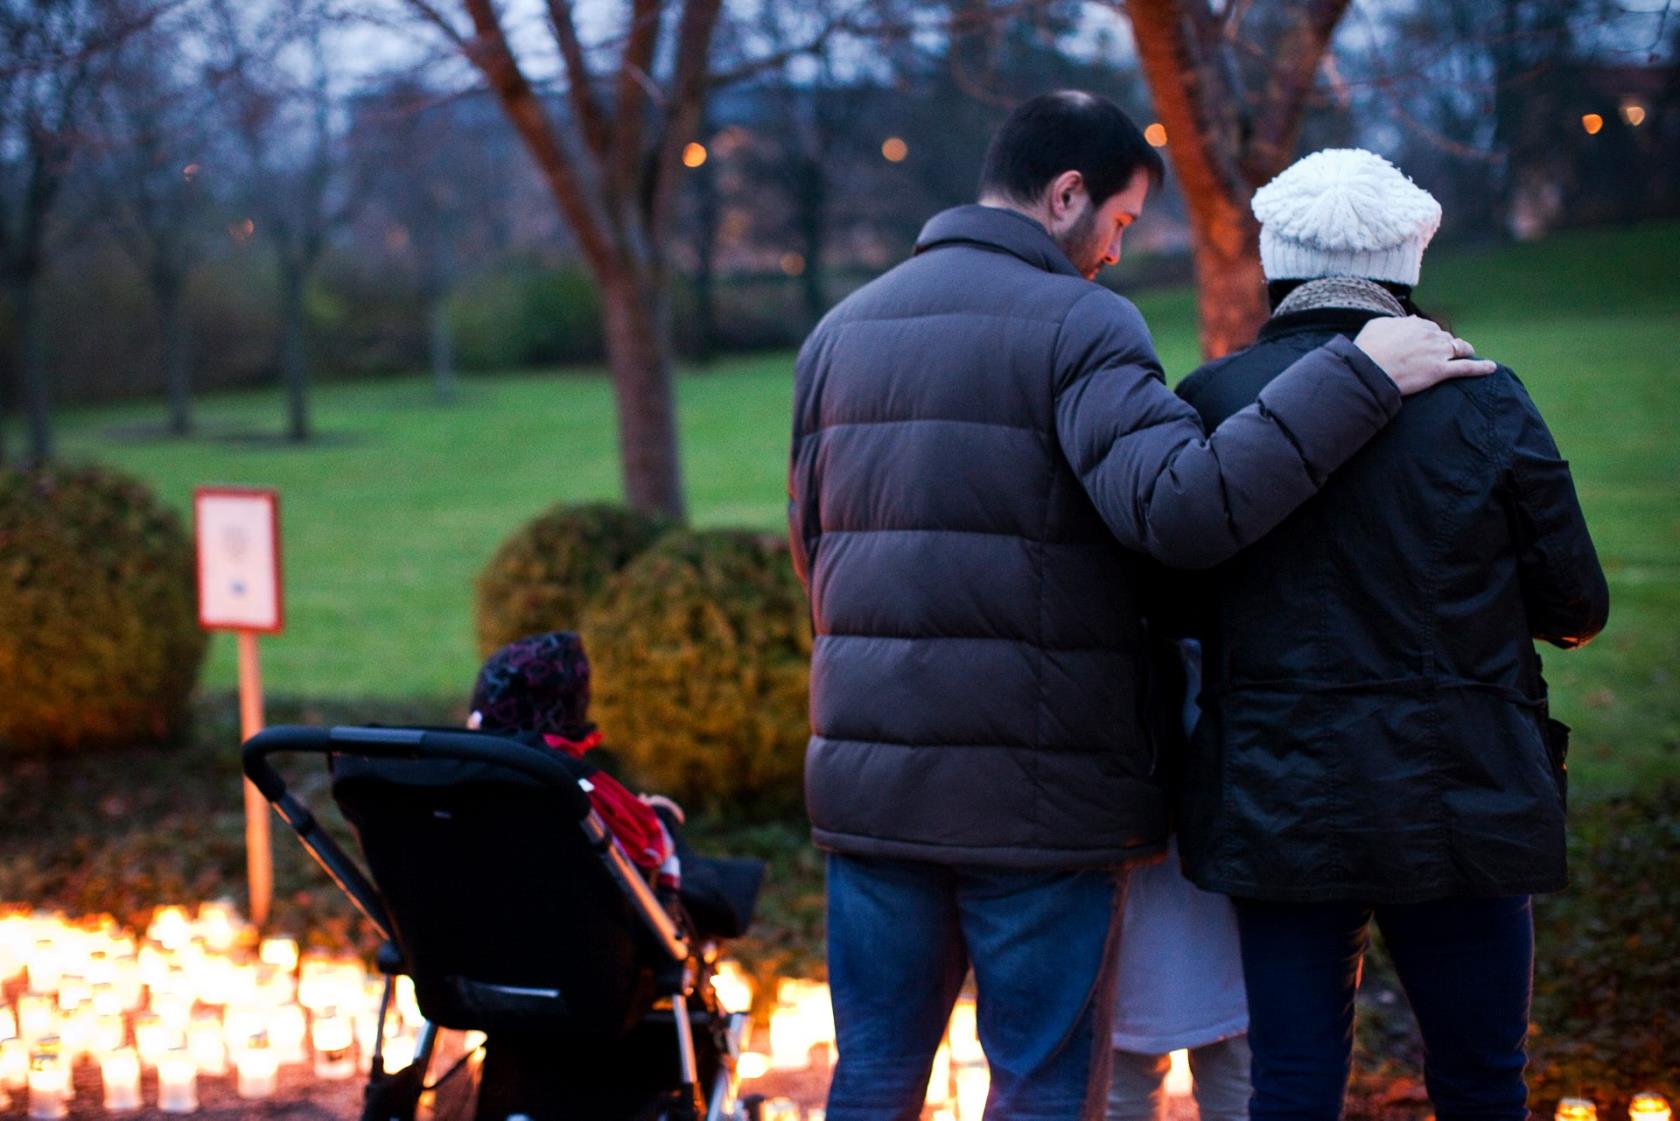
[796,160,827,330]
[279,267,310,442]
[1187,196,1270,360]
[158,277,192,436]
[428,289,456,404]
[16,276,53,466]
[599,268,686,521]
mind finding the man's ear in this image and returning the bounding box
[1045,169,1086,226]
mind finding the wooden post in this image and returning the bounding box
[238,629,274,927]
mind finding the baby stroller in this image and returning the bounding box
[242,723,762,1121]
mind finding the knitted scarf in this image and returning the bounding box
[1273,275,1407,320]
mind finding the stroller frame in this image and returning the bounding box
[242,723,750,1121]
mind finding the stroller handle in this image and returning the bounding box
[241,725,689,963]
[243,725,593,807]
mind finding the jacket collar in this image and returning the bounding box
[914,204,1083,278]
[1258,305,1389,343]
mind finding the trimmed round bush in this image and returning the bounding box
[0,465,207,752]
[582,528,812,814]
[474,503,673,656]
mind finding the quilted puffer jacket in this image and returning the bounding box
[788,205,1403,869]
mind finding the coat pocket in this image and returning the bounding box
[1542,717,1571,811]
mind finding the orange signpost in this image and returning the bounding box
[194,487,285,928]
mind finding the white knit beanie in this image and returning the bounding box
[1252,148,1442,287]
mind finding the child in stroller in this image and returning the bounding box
[466,630,760,943]
[241,635,763,1121]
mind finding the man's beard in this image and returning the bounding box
[1055,202,1101,279]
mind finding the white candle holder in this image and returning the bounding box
[25,1052,68,1121]
[157,1047,199,1113]
[101,1047,143,1113]
[235,1041,279,1100]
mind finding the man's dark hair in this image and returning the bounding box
[979,91,1165,207]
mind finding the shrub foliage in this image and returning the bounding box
[0,465,207,752]
[474,503,672,656]
[1528,786,1680,1116]
[582,528,812,814]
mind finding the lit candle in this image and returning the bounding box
[708,961,753,1014]
[768,1005,810,1070]
[948,998,983,1063]
[101,1047,143,1112]
[188,1013,228,1075]
[925,1041,952,1106]
[1631,1094,1674,1121]
[0,1007,16,1041]
[259,936,300,974]
[27,939,62,993]
[157,1045,199,1113]
[234,1037,278,1099]
[134,1013,182,1068]
[0,1038,29,1090]
[147,906,191,952]
[1164,1048,1193,1097]
[1555,1100,1599,1121]
[311,1010,357,1080]
[92,1012,127,1055]
[954,1063,989,1121]
[380,1032,417,1073]
[26,1050,68,1121]
[16,993,55,1042]
[267,1004,308,1065]
[736,1051,770,1081]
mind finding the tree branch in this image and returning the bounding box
[545,0,612,159]
[458,0,615,274]
[609,0,661,200]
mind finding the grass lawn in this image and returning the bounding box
[29,220,1680,802]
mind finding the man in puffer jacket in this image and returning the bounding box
[788,91,1496,1121]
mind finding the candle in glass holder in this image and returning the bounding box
[0,1007,16,1041]
[153,989,192,1031]
[925,1041,952,1107]
[25,1050,68,1120]
[101,1047,142,1112]
[1555,1101,1598,1121]
[259,936,300,974]
[380,1032,417,1074]
[157,1046,199,1113]
[234,1037,278,1099]
[311,1010,357,1079]
[27,939,62,994]
[1631,1095,1674,1121]
[92,1012,127,1055]
[16,994,55,1042]
[147,906,191,952]
[954,1063,989,1121]
[188,1013,228,1075]
[134,1012,180,1068]
[268,1003,308,1065]
[0,1038,29,1090]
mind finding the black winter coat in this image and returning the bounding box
[789,207,1408,869]
[1175,306,1610,902]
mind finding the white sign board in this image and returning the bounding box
[195,488,283,633]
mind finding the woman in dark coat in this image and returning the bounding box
[1173,148,1609,1121]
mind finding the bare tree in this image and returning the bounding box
[0,0,149,464]
[1124,0,1352,358]
[86,9,214,436]
[206,0,349,442]
[393,0,733,518]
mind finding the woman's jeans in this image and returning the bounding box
[1234,895,1534,1121]
[824,853,1126,1121]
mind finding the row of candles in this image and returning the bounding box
[0,903,445,1118]
[4,904,1663,1121]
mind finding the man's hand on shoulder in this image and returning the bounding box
[1353,315,1497,397]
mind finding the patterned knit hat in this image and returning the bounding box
[469,631,595,740]
[1252,148,1442,287]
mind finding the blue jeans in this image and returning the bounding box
[1234,895,1533,1121]
[824,853,1126,1121]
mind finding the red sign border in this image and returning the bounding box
[194,486,284,634]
